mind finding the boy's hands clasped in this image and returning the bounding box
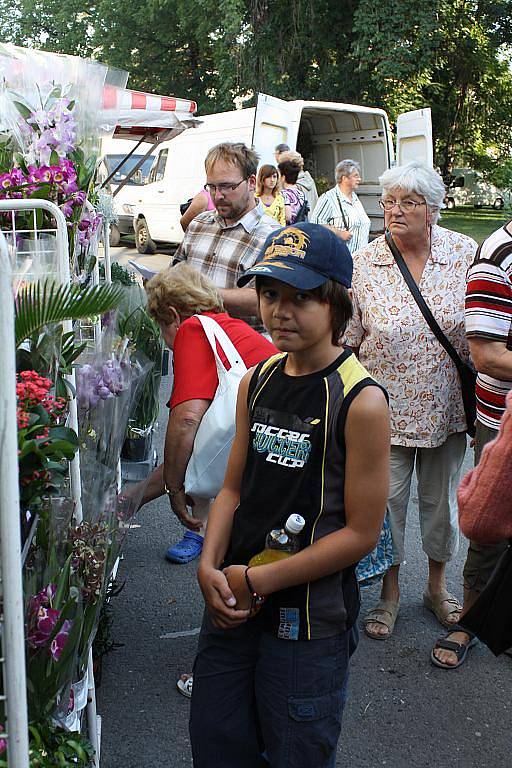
[198,564,265,629]
[198,564,251,629]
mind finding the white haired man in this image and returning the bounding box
[310,159,370,253]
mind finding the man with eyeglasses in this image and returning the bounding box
[174,142,280,328]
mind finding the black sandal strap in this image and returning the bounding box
[447,624,476,640]
[434,639,466,656]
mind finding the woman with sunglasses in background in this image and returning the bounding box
[344,161,478,643]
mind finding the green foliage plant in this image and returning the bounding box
[0,720,94,767]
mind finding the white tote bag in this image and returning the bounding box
[184,315,247,500]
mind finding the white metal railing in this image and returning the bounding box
[0,227,30,767]
[0,198,101,765]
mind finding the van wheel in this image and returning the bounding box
[493,198,504,210]
[109,224,121,248]
[446,197,455,210]
[135,218,157,254]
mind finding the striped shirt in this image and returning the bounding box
[174,202,280,326]
[465,222,512,429]
[310,186,370,254]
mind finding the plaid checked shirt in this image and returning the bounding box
[174,203,280,325]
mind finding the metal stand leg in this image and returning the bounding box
[86,649,100,767]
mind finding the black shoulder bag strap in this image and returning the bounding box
[385,229,476,436]
[335,190,350,231]
[385,230,464,372]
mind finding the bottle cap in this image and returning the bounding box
[285,514,305,535]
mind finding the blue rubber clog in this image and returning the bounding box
[166,531,203,564]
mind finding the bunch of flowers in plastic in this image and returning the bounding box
[21,96,78,166]
[76,356,128,410]
[69,522,109,603]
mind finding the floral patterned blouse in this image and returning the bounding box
[344,226,478,447]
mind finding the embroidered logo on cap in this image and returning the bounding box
[263,227,310,262]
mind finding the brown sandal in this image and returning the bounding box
[423,590,462,628]
[363,599,400,640]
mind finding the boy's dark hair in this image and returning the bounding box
[312,281,353,344]
[278,159,301,185]
[255,278,353,345]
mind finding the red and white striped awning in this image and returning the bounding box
[103,86,198,138]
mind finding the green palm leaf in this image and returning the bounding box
[15,279,125,347]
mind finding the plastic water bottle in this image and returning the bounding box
[248,514,306,567]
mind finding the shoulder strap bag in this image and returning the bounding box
[184,315,248,499]
[385,230,477,437]
[334,189,350,231]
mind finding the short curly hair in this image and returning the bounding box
[379,160,446,223]
[145,263,224,324]
[205,142,259,179]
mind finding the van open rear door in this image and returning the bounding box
[396,108,433,166]
[252,93,300,165]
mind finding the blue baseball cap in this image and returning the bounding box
[237,222,353,290]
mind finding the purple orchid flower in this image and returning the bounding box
[60,200,74,218]
[0,174,13,189]
[28,583,57,614]
[10,168,26,185]
[50,619,72,662]
[27,606,61,649]
[27,109,51,130]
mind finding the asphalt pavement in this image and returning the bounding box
[97,242,512,767]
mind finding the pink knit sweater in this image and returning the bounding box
[458,390,512,544]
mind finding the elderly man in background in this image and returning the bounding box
[274,143,318,214]
[174,142,280,328]
[310,159,371,254]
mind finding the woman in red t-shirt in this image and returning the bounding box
[142,262,276,566]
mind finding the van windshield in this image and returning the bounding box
[105,154,154,185]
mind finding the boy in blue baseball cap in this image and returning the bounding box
[191,223,390,768]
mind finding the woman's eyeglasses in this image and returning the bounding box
[379,199,426,213]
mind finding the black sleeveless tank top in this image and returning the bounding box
[224,348,386,641]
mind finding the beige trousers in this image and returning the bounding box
[388,432,467,565]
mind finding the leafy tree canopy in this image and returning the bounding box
[2,0,512,183]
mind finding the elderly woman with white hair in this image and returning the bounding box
[344,160,478,641]
[310,159,371,253]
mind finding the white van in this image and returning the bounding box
[98,138,155,245]
[130,93,433,253]
[445,168,506,210]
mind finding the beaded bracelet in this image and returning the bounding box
[244,567,266,613]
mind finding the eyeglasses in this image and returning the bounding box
[204,179,247,195]
[379,198,427,213]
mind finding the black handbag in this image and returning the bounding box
[460,543,512,656]
[385,230,477,437]
[180,198,193,216]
